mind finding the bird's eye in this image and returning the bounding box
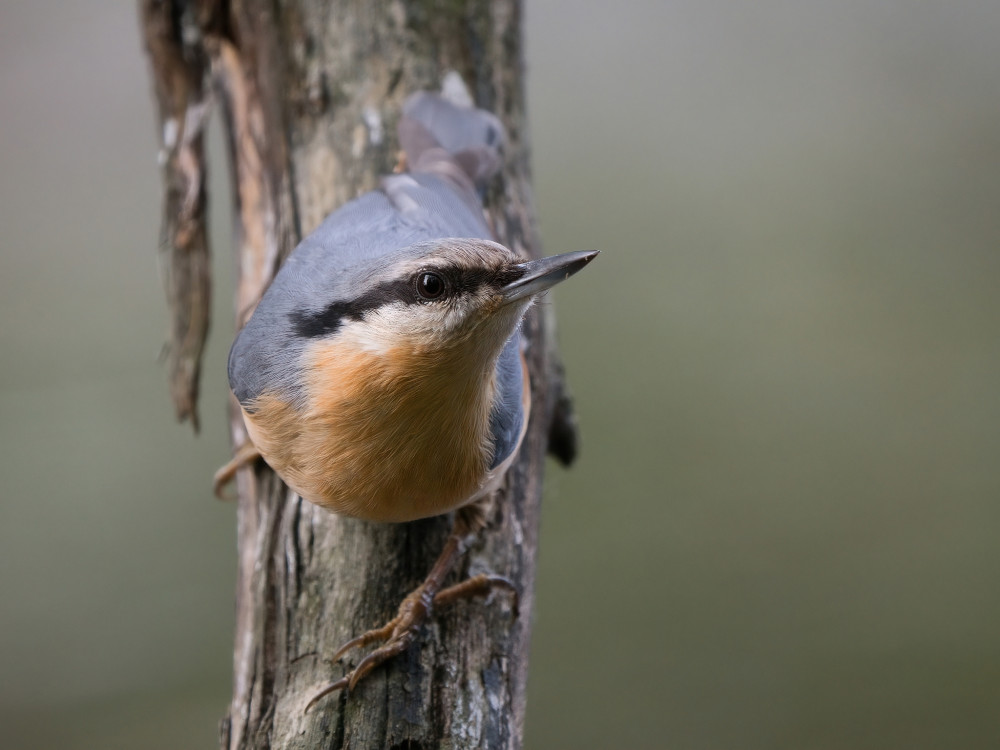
[415,271,446,300]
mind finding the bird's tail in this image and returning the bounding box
[398,76,506,196]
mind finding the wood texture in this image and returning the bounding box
[141,0,214,431]
[143,2,577,747]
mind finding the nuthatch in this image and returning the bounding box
[222,87,596,703]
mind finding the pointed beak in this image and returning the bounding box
[501,250,599,304]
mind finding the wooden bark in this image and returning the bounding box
[142,2,577,748]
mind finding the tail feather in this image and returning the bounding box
[399,91,506,193]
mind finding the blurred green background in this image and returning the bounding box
[2,1,998,748]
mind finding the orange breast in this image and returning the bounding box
[242,336,496,522]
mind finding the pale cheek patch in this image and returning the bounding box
[353,303,465,350]
[337,318,396,356]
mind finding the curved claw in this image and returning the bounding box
[331,616,401,663]
[213,443,261,500]
[212,465,237,501]
[305,630,417,713]
[346,629,416,692]
[304,676,349,713]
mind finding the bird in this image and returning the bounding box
[218,82,597,708]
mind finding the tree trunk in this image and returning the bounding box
[142,2,577,748]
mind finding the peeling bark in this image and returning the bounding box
[142,2,578,747]
[141,0,215,431]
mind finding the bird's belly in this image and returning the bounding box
[242,393,489,523]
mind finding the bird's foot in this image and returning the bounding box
[305,573,516,712]
[212,442,261,499]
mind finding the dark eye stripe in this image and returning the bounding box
[289,263,527,338]
[290,279,414,337]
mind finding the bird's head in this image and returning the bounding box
[289,239,597,363]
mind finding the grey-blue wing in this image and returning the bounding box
[488,332,526,470]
